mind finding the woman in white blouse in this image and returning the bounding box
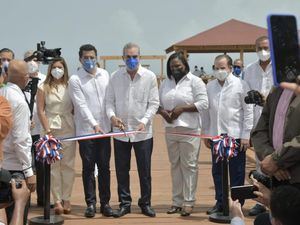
[158,51,208,216]
[37,58,76,215]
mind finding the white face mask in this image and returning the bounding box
[51,67,64,80]
[214,70,229,81]
[27,61,39,73]
[257,50,270,62]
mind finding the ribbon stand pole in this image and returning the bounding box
[209,133,237,224]
[209,158,231,223]
[29,136,64,225]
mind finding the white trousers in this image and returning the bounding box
[50,129,76,203]
[165,127,201,207]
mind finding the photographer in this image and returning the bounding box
[230,184,300,225]
[23,50,46,207]
[0,180,30,225]
[243,36,274,216]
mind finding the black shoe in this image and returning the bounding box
[141,205,156,217]
[100,204,114,217]
[85,205,96,218]
[206,204,223,215]
[166,206,182,214]
[248,204,266,216]
[180,206,193,217]
[113,206,131,218]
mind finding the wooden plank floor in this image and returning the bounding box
[29,116,258,225]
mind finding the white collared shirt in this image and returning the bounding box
[69,67,110,136]
[203,74,253,139]
[106,66,159,142]
[244,60,274,126]
[159,72,208,129]
[0,83,33,177]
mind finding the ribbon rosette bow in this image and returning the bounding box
[212,133,238,163]
[35,135,63,164]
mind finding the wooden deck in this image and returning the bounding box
[29,116,258,225]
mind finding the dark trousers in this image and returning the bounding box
[211,139,246,207]
[78,137,111,206]
[5,171,29,225]
[114,138,153,208]
[31,134,45,206]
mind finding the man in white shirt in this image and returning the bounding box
[68,44,113,218]
[203,55,253,215]
[23,50,46,207]
[0,60,36,225]
[243,36,274,216]
[106,43,159,218]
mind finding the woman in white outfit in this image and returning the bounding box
[158,51,208,216]
[37,58,76,215]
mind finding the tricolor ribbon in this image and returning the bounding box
[35,135,63,164]
[60,130,141,142]
[167,131,238,162]
[212,134,238,163]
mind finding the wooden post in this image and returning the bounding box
[240,49,244,62]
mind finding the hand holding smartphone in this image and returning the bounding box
[267,14,300,86]
[231,185,258,200]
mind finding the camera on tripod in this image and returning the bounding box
[244,90,265,106]
[24,41,61,64]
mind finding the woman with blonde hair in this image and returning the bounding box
[37,58,76,214]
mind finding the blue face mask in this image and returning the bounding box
[125,57,139,70]
[82,59,96,72]
[233,66,242,76]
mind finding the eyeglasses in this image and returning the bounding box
[125,55,139,59]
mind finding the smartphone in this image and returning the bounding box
[231,185,258,200]
[267,14,300,86]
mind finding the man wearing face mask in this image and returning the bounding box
[23,51,46,207]
[243,36,274,217]
[0,48,14,86]
[203,54,253,215]
[106,42,159,218]
[68,44,113,218]
[232,59,244,79]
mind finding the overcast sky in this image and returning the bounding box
[1,0,300,75]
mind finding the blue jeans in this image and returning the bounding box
[78,137,111,206]
[114,138,153,208]
[211,139,246,207]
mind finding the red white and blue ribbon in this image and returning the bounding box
[60,130,141,142]
[212,134,238,162]
[35,135,63,164]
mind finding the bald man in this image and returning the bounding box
[0,60,35,225]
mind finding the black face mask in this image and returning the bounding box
[172,69,185,81]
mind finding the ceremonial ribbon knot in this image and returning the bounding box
[212,134,238,163]
[35,135,63,164]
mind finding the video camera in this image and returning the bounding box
[244,90,265,106]
[0,169,22,205]
[24,41,61,65]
